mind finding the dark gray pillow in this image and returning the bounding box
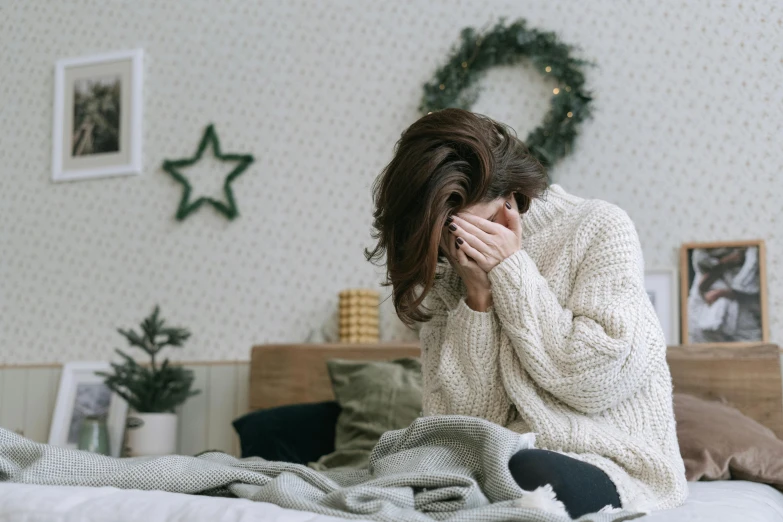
[232,400,341,463]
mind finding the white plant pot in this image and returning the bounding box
[124,412,178,457]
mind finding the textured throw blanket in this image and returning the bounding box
[0,415,645,522]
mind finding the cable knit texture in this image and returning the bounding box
[419,184,688,513]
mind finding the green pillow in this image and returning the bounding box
[308,357,422,470]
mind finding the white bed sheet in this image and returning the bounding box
[1,480,781,522]
[639,481,783,521]
[0,483,370,522]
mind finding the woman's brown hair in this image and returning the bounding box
[365,108,549,327]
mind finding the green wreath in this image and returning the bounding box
[420,18,594,167]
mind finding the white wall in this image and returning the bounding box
[1,0,780,363]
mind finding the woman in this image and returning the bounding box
[366,109,687,517]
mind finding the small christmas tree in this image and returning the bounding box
[97,306,200,413]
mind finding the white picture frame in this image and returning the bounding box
[52,49,143,182]
[644,267,679,346]
[48,362,128,457]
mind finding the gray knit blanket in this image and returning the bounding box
[0,415,644,522]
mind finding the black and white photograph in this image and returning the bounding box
[48,362,128,457]
[66,382,113,444]
[72,75,122,157]
[52,49,143,181]
[680,241,769,345]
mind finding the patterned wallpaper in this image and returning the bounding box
[0,0,780,363]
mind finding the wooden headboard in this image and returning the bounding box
[249,343,420,409]
[667,343,783,437]
[249,342,783,438]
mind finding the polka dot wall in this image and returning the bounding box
[0,0,780,363]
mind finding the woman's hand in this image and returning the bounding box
[439,225,493,311]
[447,195,522,273]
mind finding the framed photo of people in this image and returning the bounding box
[680,240,769,345]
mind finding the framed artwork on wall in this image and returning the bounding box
[48,362,128,457]
[644,267,679,346]
[680,240,769,346]
[51,49,143,182]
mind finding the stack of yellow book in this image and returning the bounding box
[338,288,380,343]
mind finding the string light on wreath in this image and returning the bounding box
[419,18,595,168]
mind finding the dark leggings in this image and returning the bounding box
[508,449,621,518]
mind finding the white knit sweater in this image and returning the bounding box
[419,184,688,512]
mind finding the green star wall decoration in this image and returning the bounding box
[162,124,254,221]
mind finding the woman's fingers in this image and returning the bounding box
[441,224,465,265]
[448,222,493,256]
[454,238,470,265]
[455,236,488,269]
[450,215,494,244]
[456,213,505,237]
[441,226,473,270]
[458,230,492,256]
[443,217,490,271]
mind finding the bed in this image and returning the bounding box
[1,479,781,522]
[2,342,782,522]
[248,342,783,521]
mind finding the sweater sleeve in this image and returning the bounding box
[487,203,665,415]
[418,276,511,426]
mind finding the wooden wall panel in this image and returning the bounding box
[177,365,209,456]
[206,364,238,454]
[3,346,783,456]
[1,369,27,435]
[24,367,57,442]
[232,363,250,456]
[47,368,61,415]
[0,362,250,457]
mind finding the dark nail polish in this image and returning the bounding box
[505,201,512,209]
[455,240,460,249]
[448,223,457,231]
[456,237,464,245]
[445,216,453,224]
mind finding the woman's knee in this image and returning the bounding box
[508,449,563,490]
[508,448,622,518]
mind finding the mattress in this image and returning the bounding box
[639,481,783,521]
[1,480,781,522]
[0,483,371,522]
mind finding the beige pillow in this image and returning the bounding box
[674,392,783,490]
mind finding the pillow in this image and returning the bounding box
[232,400,341,463]
[674,392,783,490]
[308,357,422,470]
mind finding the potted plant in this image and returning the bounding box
[97,305,200,456]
